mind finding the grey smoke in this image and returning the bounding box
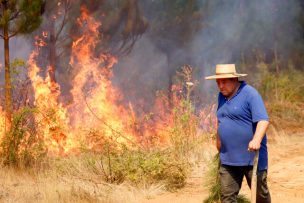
[0,0,302,109]
[113,0,302,107]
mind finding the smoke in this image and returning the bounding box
[0,37,32,84]
[191,0,302,70]
[0,37,32,107]
[0,0,302,109]
[113,0,303,106]
[113,37,168,107]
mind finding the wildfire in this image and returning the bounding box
[34,35,47,47]
[26,6,139,154]
[28,51,75,155]
[0,6,215,156]
[0,106,5,141]
[68,7,138,150]
[0,64,4,140]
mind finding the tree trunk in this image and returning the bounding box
[274,42,280,74]
[167,54,174,110]
[167,73,173,109]
[274,42,279,100]
[4,26,12,132]
[48,18,57,84]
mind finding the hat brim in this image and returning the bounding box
[205,73,247,80]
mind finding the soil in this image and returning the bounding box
[142,132,304,203]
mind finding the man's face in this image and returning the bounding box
[216,78,238,98]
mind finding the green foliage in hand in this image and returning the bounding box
[203,154,250,203]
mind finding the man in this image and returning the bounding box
[205,64,271,203]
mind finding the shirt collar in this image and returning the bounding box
[238,81,246,92]
[225,81,246,101]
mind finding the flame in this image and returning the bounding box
[199,104,217,133]
[0,106,5,141]
[28,51,75,155]
[68,7,137,150]
[0,6,215,156]
[42,31,48,38]
[34,36,47,47]
[0,62,3,138]
[24,6,139,155]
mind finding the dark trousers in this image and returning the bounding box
[219,164,271,203]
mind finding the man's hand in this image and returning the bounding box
[248,120,269,152]
[248,139,261,151]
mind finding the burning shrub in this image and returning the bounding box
[69,87,203,190]
[0,107,47,168]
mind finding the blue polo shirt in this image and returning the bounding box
[217,81,269,171]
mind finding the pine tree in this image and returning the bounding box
[0,0,44,132]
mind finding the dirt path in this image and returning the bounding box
[142,161,209,203]
[142,133,304,203]
[267,133,304,202]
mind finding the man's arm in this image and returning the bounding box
[248,120,269,151]
[216,132,221,151]
[215,121,221,151]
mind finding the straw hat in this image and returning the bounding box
[205,64,247,80]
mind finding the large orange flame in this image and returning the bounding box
[28,51,75,155]
[0,6,215,155]
[67,7,138,150]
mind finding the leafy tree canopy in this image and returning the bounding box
[0,0,45,38]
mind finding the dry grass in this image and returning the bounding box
[0,129,303,203]
[0,158,166,203]
[267,125,304,160]
[0,136,213,203]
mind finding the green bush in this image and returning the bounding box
[170,99,199,158]
[82,100,201,190]
[258,69,304,103]
[0,107,47,168]
[83,145,189,190]
[77,76,200,190]
[257,67,304,129]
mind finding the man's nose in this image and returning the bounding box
[218,82,223,89]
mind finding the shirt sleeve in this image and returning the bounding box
[248,90,269,123]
